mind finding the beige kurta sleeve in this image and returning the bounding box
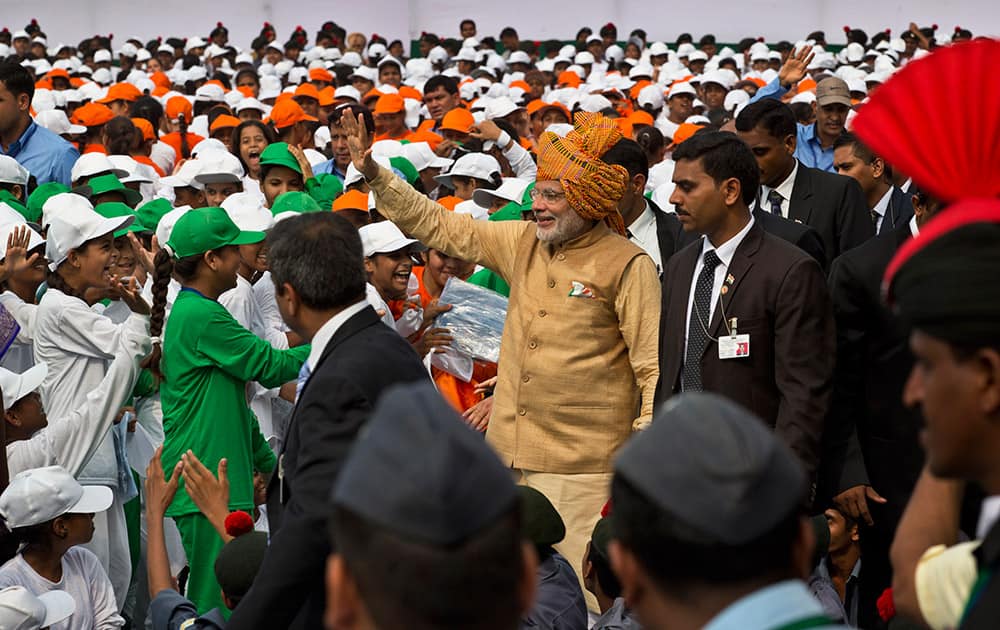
[614,253,661,431]
[368,166,529,279]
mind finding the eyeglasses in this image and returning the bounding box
[529,188,566,203]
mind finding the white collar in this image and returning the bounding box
[765,160,798,202]
[872,186,893,217]
[979,496,1000,538]
[628,201,656,235]
[701,213,755,268]
[908,213,919,237]
[306,299,369,371]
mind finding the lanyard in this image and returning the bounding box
[959,567,994,626]
[770,614,835,630]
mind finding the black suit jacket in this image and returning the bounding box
[788,164,873,259]
[822,223,923,507]
[961,518,1000,629]
[650,199,698,273]
[753,205,828,271]
[227,306,429,629]
[655,221,835,477]
[876,186,915,236]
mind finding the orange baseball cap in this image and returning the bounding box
[557,71,581,88]
[309,67,334,83]
[362,88,383,105]
[294,83,320,101]
[34,79,51,91]
[131,117,156,141]
[166,96,193,122]
[672,122,705,145]
[46,68,70,80]
[398,86,422,102]
[318,86,336,107]
[71,102,115,127]
[526,100,571,121]
[374,93,405,115]
[209,114,241,133]
[152,86,170,98]
[332,190,370,212]
[407,129,443,151]
[509,79,530,92]
[267,98,317,129]
[616,118,634,138]
[439,108,474,133]
[98,82,142,104]
[150,71,171,89]
[237,85,255,98]
[628,110,655,127]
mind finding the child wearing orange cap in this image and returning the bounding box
[160,96,205,163]
[372,94,412,142]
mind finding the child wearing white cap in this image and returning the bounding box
[0,585,75,630]
[0,223,46,373]
[0,466,124,628]
[3,309,151,478]
[31,193,150,609]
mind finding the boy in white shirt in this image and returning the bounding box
[0,466,124,629]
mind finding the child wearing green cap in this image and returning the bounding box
[146,206,309,615]
[258,142,343,210]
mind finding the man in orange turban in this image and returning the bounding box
[340,109,661,611]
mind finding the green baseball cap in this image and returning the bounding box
[26,182,69,224]
[306,173,343,211]
[135,198,173,232]
[270,191,321,215]
[388,156,419,186]
[74,173,142,208]
[0,190,30,222]
[94,202,147,237]
[259,142,302,175]
[489,181,533,222]
[165,207,265,259]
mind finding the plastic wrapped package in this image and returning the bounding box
[436,277,508,363]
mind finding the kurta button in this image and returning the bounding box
[522,375,530,383]
[528,341,537,349]
[538,309,546,317]
[518,408,526,416]
[557,253,566,260]
[548,279,556,288]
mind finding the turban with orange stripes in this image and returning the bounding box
[536,112,629,235]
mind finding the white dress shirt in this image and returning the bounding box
[871,186,893,234]
[760,160,799,218]
[684,215,756,355]
[306,299,370,371]
[909,214,919,237]
[626,201,662,274]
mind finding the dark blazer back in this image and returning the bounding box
[228,306,429,629]
[753,204,828,271]
[789,164,874,259]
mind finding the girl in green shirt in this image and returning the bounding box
[146,207,309,615]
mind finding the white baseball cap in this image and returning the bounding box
[221,192,273,232]
[402,142,452,172]
[0,465,114,528]
[578,94,614,113]
[433,153,501,189]
[44,194,133,270]
[473,177,529,208]
[34,109,86,137]
[334,85,361,102]
[628,64,655,80]
[0,222,44,261]
[0,586,75,629]
[0,156,29,187]
[359,221,418,257]
[193,151,245,184]
[108,155,154,186]
[649,42,671,57]
[194,84,225,103]
[0,362,47,412]
[637,84,665,110]
[93,49,112,64]
[71,153,129,185]
[668,82,697,99]
[688,50,709,62]
[508,51,532,66]
[484,96,523,120]
[185,36,208,53]
[235,98,268,115]
[159,159,205,190]
[454,199,489,220]
[574,51,596,65]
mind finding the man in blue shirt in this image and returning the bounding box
[0,60,78,188]
[751,48,849,173]
[313,103,372,181]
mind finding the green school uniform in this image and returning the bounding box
[160,287,308,614]
[161,287,308,515]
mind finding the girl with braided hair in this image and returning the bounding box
[147,207,308,615]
